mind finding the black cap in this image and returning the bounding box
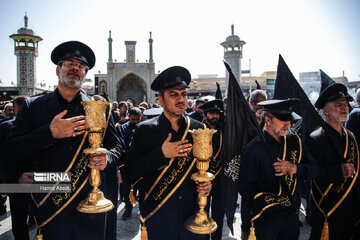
[258,98,301,121]
[151,66,191,91]
[199,99,224,113]
[315,70,353,109]
[51,41,96,69]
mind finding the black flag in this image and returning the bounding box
[223,60,296,233]
[255,80,261,89]
[221,62,259,234]
[215,82,223,100]
[319,69,336,93]
[273,55,324,142]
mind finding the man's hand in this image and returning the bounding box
[88,153,107,171]
[273,158,297,176]
[18,172,34,184]
[50,110,86,139]
[196,181,212,197]
[341,160,355,178]
[161,133,192,158]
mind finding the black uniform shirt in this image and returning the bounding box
[188,111,203,122]
[56,89,84,118]
[6,88,124,172]
[308,123,347,185]
[125,113,206,238]
[203,122,222,175]
[239,131,318,208]
[309,123,360,213]
[126,113,196,185]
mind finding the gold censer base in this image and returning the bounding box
[77,188,114,213]
[184,208,218,234]
[77,146,114,213]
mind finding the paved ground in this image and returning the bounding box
[0,197,311,240]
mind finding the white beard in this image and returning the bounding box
[59,75,84,89]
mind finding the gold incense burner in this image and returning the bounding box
[184,128,218,234]
[77,100,114,213]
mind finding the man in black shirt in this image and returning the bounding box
[239,99,318,240]
[5,41,124,240]
[309,82,359,240]
[120,107,141,220]
[199,99,224,240]
[188,98,205,122]
[241,89,267,239]
[126,66,212,240]
[0,96,32,240]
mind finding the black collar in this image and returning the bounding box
[55,88,90,104]
[159,113,187,133]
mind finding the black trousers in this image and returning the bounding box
[102,169,119,240]
[9,193,31,240]
[254,210,300,240]
[123,179,134,210]
[147,225,210,240]
[41,210,107,240]
[240,197,252,234]
[210,179,225,240]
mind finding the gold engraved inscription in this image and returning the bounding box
[52,155,89,206]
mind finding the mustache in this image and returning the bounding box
[175,102,185,107]
[67,71,80,78]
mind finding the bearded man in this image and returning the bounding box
[309,82,359,240]
[6,41,124,240]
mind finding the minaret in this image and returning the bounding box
[9,14,42,96]
[108,31,113,62]
[220,24,245,87]
[148,32,153,63]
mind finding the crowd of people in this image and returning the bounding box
[0,40,358,240]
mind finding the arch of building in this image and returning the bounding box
[116,73,147,106]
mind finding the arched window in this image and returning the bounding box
[99,80,107,94]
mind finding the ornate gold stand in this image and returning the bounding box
[77,100,114,213]
[184,128,218,234]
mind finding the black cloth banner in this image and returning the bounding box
[255,80,261,90]
[221,62,260,234]
[273,55,350,163]
[273,54,324,143]
[216,82,223,100]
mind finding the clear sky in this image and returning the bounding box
[0,0,359,88]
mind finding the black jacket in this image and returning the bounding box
[5,89,125,223]
[125,113,207,239]
[239,131,318,219]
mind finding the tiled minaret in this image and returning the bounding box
[9,14,42,96]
